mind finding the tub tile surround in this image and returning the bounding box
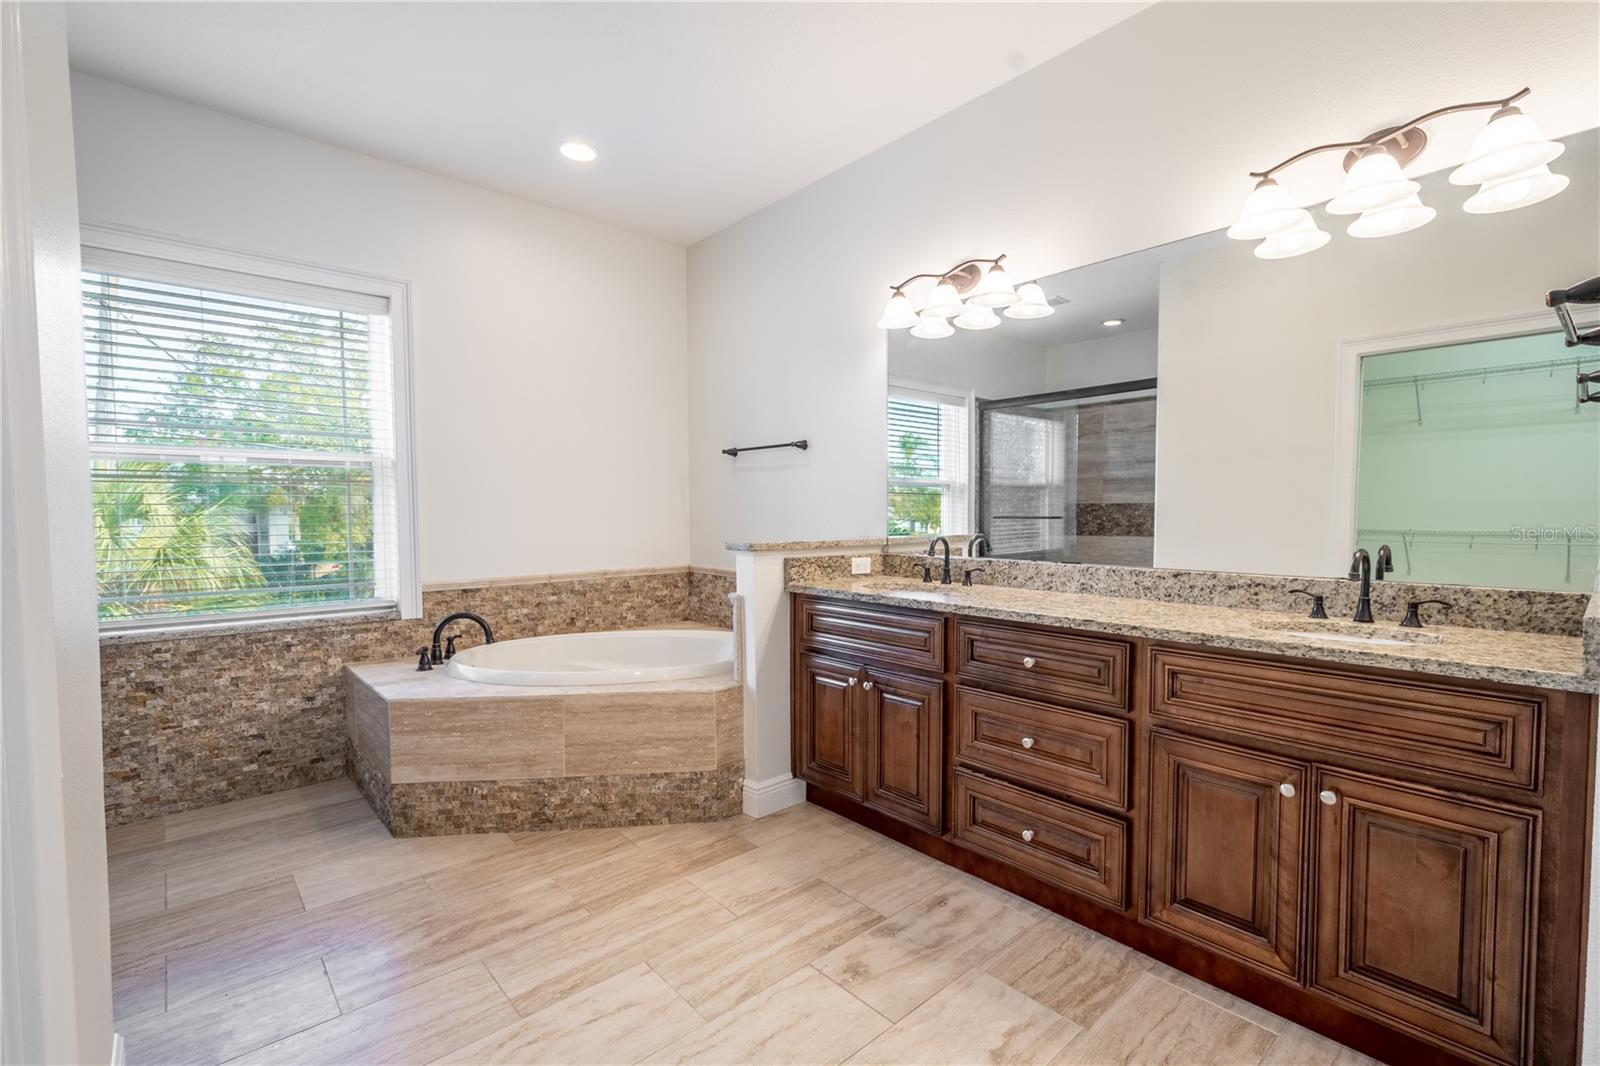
[101,566,732,827]
[345,659,742,835]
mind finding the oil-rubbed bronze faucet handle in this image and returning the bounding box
[1287,589,1328,619]
[415,647,433,672]
[1400,599,1450,628]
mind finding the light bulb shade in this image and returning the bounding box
[1228,178,1308,240]
[1451,108,1565,187]
[922,280,965,318]
[969,262,1019,308]
[1347,192,1436,238]
[1003,281,1054,319]
[1462,164,1570,214]
[909,312,955,339]
[952,303,1001,330]
[1325,150,1419,215]
[1253,218,1330,260]
[876,291,918,329]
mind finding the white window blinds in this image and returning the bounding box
[82,252,402,626]
[887,384,971,537]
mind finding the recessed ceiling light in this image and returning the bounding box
[560,141,597,163]
[1102,318,1126,328]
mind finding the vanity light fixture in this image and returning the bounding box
[559,141,598,162]
[1230,87,1567,259]
[879,254,1047,337]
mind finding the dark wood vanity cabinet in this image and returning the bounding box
[792,593,1597,1066]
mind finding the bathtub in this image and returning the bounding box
[445,628,735,687]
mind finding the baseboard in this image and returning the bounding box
[742,774,806,818]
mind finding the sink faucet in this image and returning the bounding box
[1347,549,1374,623]
[1375,544,1395,581]
[431,611,495,664]
[927,537,953,585]
[966,533,990,559]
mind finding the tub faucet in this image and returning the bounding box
[966,533,991,559]
[927,537,953,584]
[1347,549,1374,623]
[431,611,495,664]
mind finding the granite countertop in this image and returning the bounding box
[790,576,1596,694]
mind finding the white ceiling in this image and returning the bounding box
[65,2,1151,246]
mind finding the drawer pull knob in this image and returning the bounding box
[1022,656,1037,669]
[1318,789,1339,806]
[1278,782,1296,798]
[1020,828,1035,843]
[1020,736,1035,749]
[862,681,874,691]
[847,677,857,687]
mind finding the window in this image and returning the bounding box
[887,384,971,537]
[81,239,416,627]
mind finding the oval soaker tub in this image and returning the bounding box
[444,628,734,687]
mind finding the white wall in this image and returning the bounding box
[1154,132,1599,576]
[889,329,1046,398]
[686,1,1600,567]
[2,4,113,1062]
[1044,329,1158,393]
[69,74,690,585]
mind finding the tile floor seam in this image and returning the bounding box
[1147,969,1280,1039]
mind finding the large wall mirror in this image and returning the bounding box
[886,129,1599,592]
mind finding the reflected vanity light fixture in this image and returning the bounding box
[1230,87,1567,259]
[877,254,1051,337]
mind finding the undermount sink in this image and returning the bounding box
[1253,618,1445,647]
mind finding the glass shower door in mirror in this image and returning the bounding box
[979,383,1156,564]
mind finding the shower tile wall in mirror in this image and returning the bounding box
[885,129,1599,591]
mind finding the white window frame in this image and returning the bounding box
[886,378,975,538]
[80,221,421,630]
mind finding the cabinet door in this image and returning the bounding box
[862,667,944,832]
[1146,732,1307,981]
[794,652,863,797]
[1311,769,1536,1066]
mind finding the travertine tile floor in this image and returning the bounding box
[107,779,1379,1065]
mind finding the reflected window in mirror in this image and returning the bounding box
[1355,330,1599,592]
[886,384,972,537]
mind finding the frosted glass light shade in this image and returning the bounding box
[1326,150,1419,216]
[876,290,918,329]
[953,303,1001,330]
[1228,178,1308,240]
[1451,108,1565,187]
[910,312,955,339]
[923,280,965,318]
[1004,281,1054,319]
[969,262,1019,308]
[1462,164,1569,214]
[1253,218,1330,260]
[1347,192,1436,238]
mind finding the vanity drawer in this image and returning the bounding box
[954,686,1129,810]
[954,619,1130,711]
[952,770,1128,910]
[1150,647,1542,790]
[798,597,944,672]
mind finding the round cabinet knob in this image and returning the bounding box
[1022,656,1037,669]
[862,681,874,691]
[1318,789,1339,806]
[1278,782,1296,798]
[847,677,857,687]
[1020,828,1035,843]
[1020,736,1035,749]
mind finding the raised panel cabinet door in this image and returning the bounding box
[862,667,944,832]
[1145,732,1308,981]
[1311,769,1536,1066]
[794,652,863,797]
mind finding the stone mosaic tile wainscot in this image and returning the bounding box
[687,568,736,627]
[101,568,705,827]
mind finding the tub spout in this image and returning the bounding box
[431,611,495,664]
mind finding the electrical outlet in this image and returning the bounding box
[850,556,872,575]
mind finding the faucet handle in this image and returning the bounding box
[444,634,459,659]
[919,563,933,583]
[415,647,433,672]
[962,567,983,587]
[1287,589,1328,619]
[1400,599,1450,629]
